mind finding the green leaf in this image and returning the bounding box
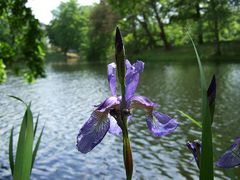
[13,105,34,180]
[8,95,27,106]
[31,126,44,171]
[34,114,40,138]
[188,32,213,180]
[9,127,14,176]
[177,110,202,128]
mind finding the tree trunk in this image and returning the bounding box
[136,13,156,48]
[210,0,221,55]
[195,2,203,44]
[150,0,170,50]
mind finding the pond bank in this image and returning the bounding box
[131,41,240,62]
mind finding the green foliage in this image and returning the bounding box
[87,1,118,61]
[8,97,44,180]
[0,0,46,83]
[108,0,240,55]
[47,0,90,55]
[177,110,202,128]
[0,59,7,83]
[189,34,214,179]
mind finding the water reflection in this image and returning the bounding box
[0,60,239,179]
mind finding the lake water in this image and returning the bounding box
[0,59,240,179]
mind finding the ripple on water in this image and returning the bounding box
[0,62,240,179]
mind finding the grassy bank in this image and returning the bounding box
[131,41,240,62]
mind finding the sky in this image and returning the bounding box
[26,0,99,24]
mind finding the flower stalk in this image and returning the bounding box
[76,27,178,179]
[115,27,133,180]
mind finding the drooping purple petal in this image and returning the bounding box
[108,115,122,135]
[146,111,178,137]
[107,63,117,96]
[216,137,240,168]
[186,140,202,168]
[129,95,157,109]
[125,61,144,101]
[96,96,120,112]
[76,111,110,153]
[108,115,133,135]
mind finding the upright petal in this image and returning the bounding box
[76,111,110,153]
[107,63,117,96]
[216,137,240,168]
[108,115,122,135]
[146,111,178,137]
[125,61,144,101]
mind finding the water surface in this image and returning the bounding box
[0,59,240,179]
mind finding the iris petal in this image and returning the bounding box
[108,115,122,135]
[146,111,178,137]
[96,96,120,112]
[216,137,240,168]
[77,96,120,153]
[130,95,157,109]
[76,111,110,153]
[108,115,133,136]
[125,60,144,101]
[107,63,117,96]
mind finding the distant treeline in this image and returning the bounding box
[47,0,240,60]
[0,0,240,82]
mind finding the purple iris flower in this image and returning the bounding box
[216,137,240,168]
[186,140,201,168]
[76,60,178,154]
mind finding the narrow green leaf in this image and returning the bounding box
[8,95,27,106]
[34,114,40,138]
[31,126,44,171]
[188,33,213,180]
[13,105,34,180]
[177,110,202,128]
[9,127,14,176]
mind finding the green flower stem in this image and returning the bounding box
[122,126,133,180]
[115,27,133,180]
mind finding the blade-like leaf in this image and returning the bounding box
[13,105,34,180]
[31,126,44,171]
[177,110,202,128]
[34,114,40,138]
[9,127,14,176]
[8,95,27,106]
[188,33,213,180]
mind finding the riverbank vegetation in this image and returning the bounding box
[1,0,240,83]
[47,0,240,62]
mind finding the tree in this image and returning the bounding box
[108,0,174,50]
[87,0,118,61]
[0,0,45,83]
[47,0,88,55]
[173,0,205,44]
